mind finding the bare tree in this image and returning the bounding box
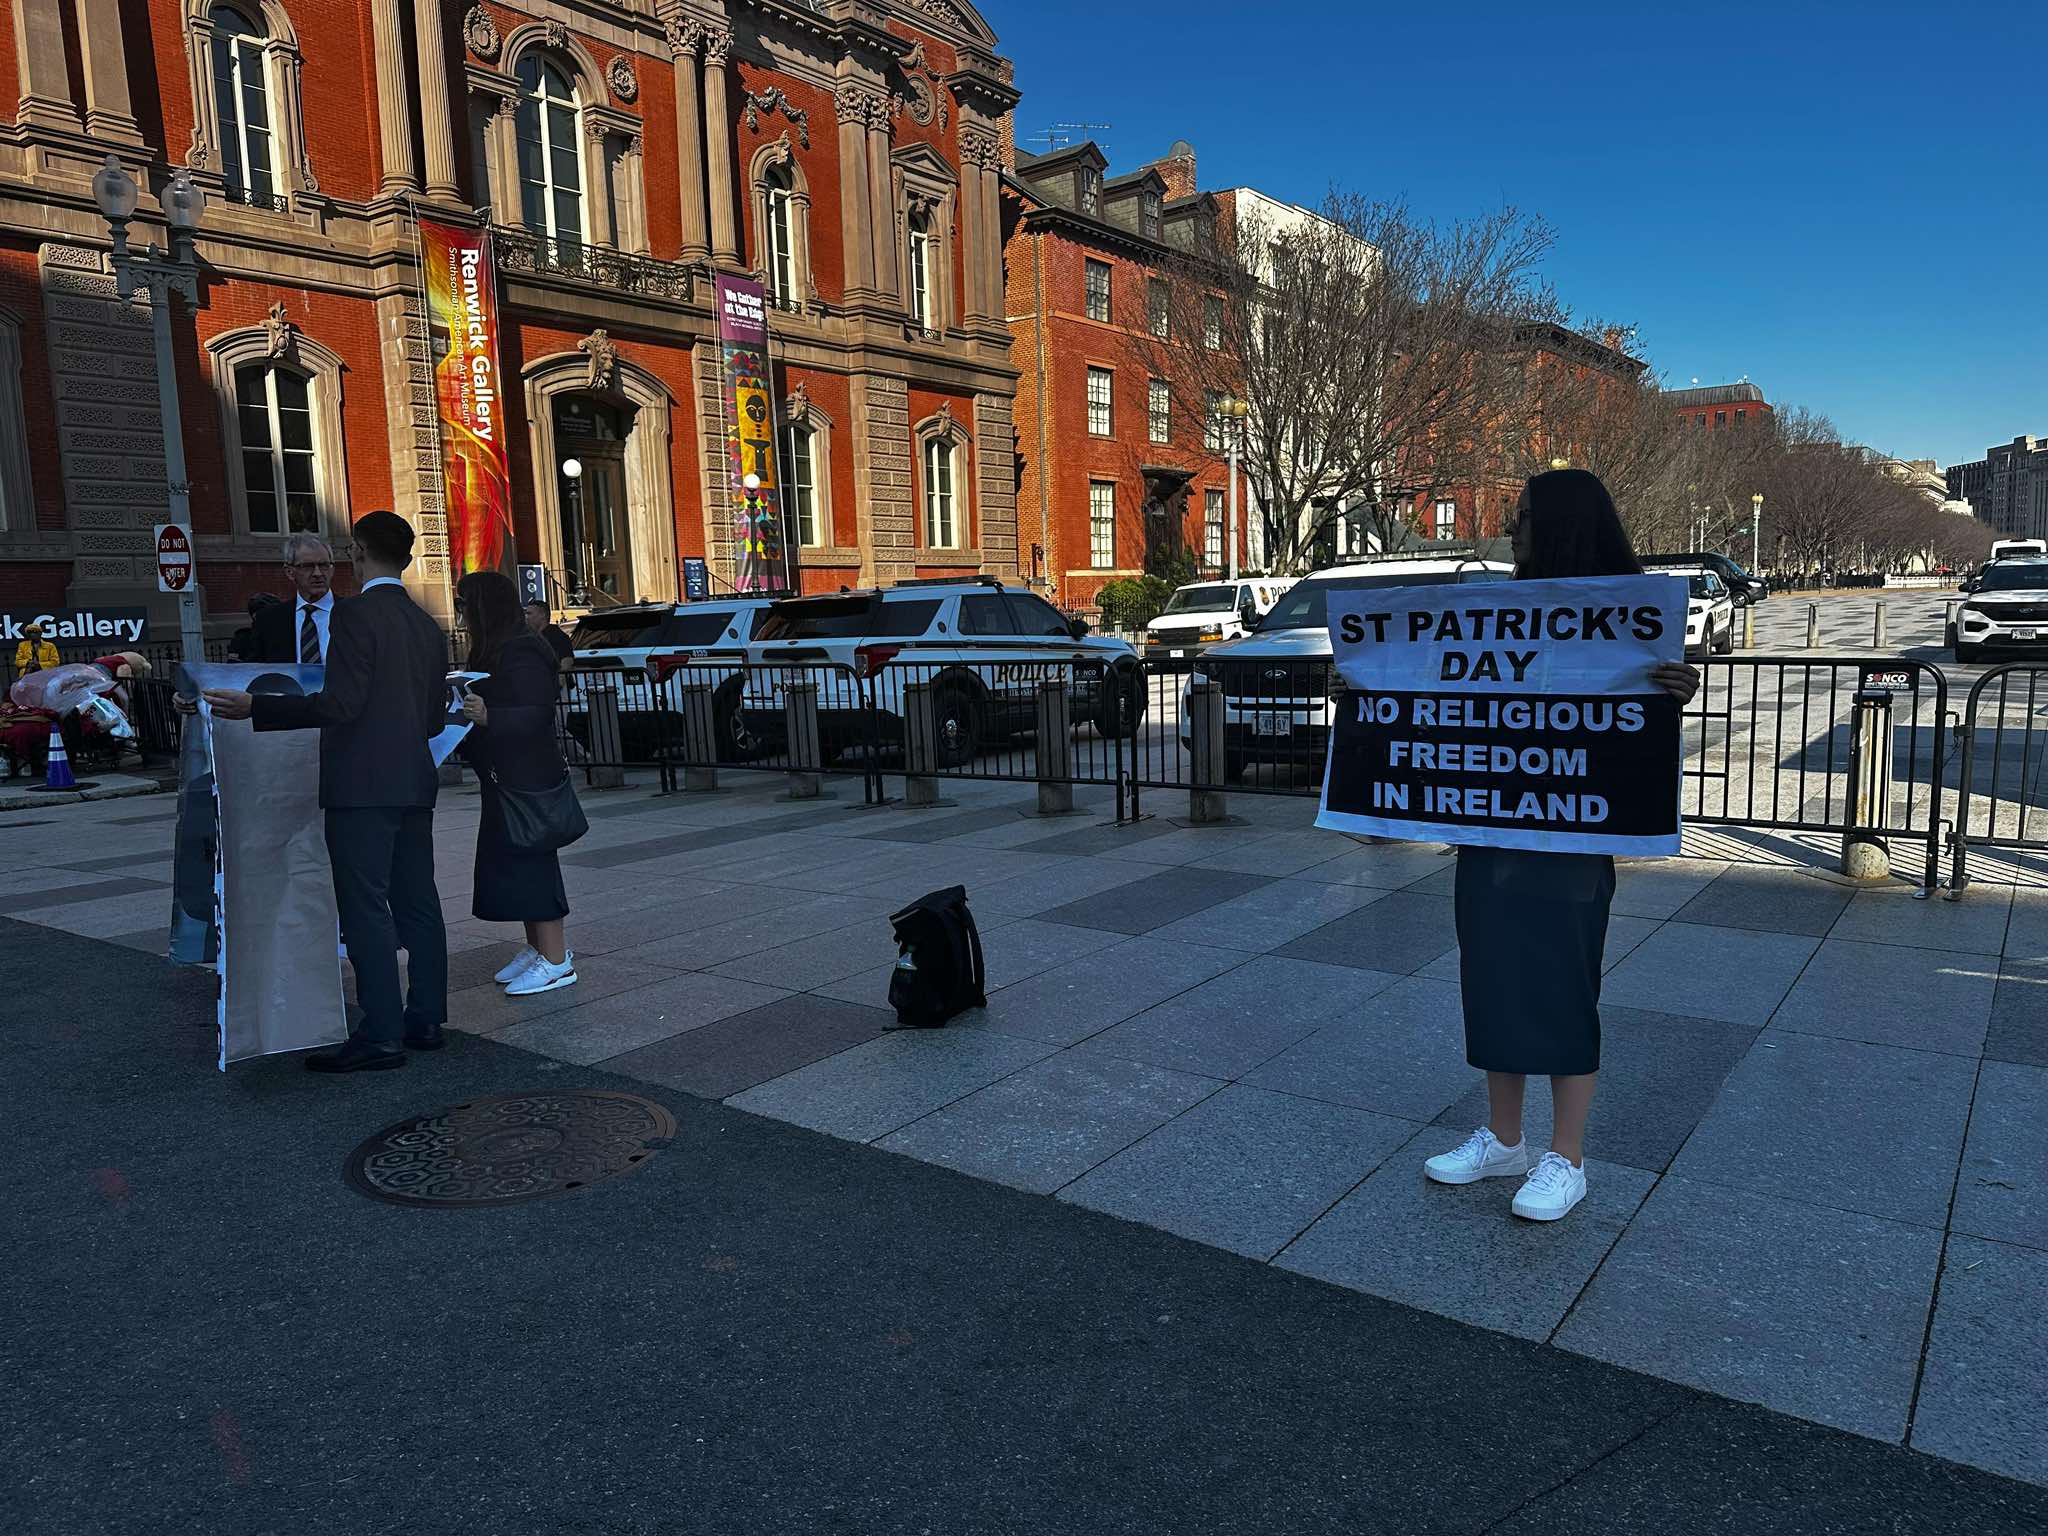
[1130,193,1564,571]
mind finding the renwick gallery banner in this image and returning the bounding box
[420,219,516,576]
[1316,575,1689,856]
[714,275,793,594]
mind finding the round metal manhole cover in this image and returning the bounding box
[343,1090,675,1209]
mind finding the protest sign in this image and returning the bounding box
[1315,574,1689,856]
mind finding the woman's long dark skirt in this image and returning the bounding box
[471,784,569,924]
[1453,846,1614,1076]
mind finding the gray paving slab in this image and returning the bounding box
[1831,882,2014,955]
[725,1027,1058,1142]
[1986,967,2048,1068]
[610,892,887,970]
[56,852,175,875]
[0,875,167,914]
[448,954,684,1035]
[1670,864,1855,937]
[1186,829,1351,877]
[1291,839,1452,890]
[1433,1006,1760,1173]
[706,917,904,991]
[1277,1124,1655,1341]
[563,880,793,957]
[1609,857,1729,919]
[1270,890,1457,973]
[1070,955,1404,1080]
[963,856,1155,918]
[602,993,895,1100]
[1909,1234,2048,1486]
[1242,976,1474,1120]
[1671,1029,1976,1228]
[1088,825,1277,867]
[970,936,1246,1045]
[878,1051,1222,1195]
[1769,937,1995,1056]
[488,971,792,1065]
[1556,1175,1942,1442]
[974,916,1128,990]
[1020,816,1180,856]
[1951,1060,2048,1251]
[1036,865,1272,935]
[2004,886,2048,959]
[1061,1084,1418,1259]
[11,886,187,939]
[1148,877,1386,952]
[852,803,1036,843]
[1417,911,1663,982]
[444,939,531,996]
[1600,921,1818,1026]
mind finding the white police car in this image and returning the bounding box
[739,578,1141,765]
[562,597,775,759]
[1657,566,1737,657]
[1953,558,2048,661]
[1181,554,1512,782]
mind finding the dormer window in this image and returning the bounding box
[1080,166,1101,217]
[1140,189,1162,240]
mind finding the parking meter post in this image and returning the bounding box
[1805,604,1819,649]
[782,679,823,799]
[902,681,940,807]
[1873,600,1887,650]
[1841,685,1894,881]
[1187,679,1227,824]
[587,686,626,790]
[678,681,720,792]
[1035,680,1073,816]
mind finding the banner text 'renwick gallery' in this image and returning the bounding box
[420,220,515,577]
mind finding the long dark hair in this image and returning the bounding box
[457,569,524,670]
[1512,469,1643,580]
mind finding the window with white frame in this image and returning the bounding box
[1147,378,1170,444]
[1204,390,1226,452]
[1086,367,1113,436]
[923,436,960,548]
[787,423,822,547]
[209,5,276,207]
[1147,278,1169,338]
[763,162,797,305]
[1089,481,1115,568]
[1080,165,1101,216]
[235,361,320,534]
[1140,189,1162,240]
[1203,293,1224,350]
[1084,258,1111,323]
[515,54,585,250]
[1434,498,1457,540]
[1204,489,1224,570]
[907,208,936,330]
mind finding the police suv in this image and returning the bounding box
[1655,565,1737,656]
[1952,557,2048,661]
[563,597,775,759]
[739,578,1141,766]
[1181,552,1513,782]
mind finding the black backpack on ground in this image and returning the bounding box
[887,886,987,1028]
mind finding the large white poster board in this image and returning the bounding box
[1315,574,1689,856]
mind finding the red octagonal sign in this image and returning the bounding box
[155,523,193,593]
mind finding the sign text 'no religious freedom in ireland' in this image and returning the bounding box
[1315,574,1689,856]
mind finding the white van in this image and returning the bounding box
[1144,578,1292,663]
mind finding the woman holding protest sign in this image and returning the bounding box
[1423,469,1699,1221]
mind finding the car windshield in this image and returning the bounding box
[754,596,943,640]
[1976,563,2048,593]
[1162,584,1237,615]
[1687,576,1716,598]
[1256,567,1508,632]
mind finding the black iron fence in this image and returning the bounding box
[1949,663,2048,890]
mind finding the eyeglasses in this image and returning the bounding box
[286,561,333,571]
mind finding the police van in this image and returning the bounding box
[739,578,1141,765]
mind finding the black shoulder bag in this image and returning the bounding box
[490,768,589,852]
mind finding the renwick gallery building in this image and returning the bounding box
[0,0,1021,629]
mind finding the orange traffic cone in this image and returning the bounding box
[28,720,78,793]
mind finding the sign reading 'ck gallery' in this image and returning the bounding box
[1315,574,1689,856]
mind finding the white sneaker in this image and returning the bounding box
[494,946,542,985]
[1424,1126,1530,1185]
[504,952,578,997]
[1512,1152,1588,1221]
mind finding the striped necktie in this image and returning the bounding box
[299,603,320,663]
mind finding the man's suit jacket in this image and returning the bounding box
[246,596,326,663]
[250,584,449,809]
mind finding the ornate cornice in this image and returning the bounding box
[958,126,1003,171]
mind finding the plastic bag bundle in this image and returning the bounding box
[8,662,114,715]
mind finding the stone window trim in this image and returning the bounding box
[781,386,836,549]
[913,407,974,554]
[181,0,317,210]
[749,134,813,312]
[892,145,959,338]
[204,323,350,541]
[0,306,30,532]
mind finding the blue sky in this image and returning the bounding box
[996,0,2047,470]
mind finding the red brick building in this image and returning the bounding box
[1666,381,1772,432]
[0,0,1020,632]
[1004,139,1243,611]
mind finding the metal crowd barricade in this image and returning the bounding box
[1127,655,1337,813]
[1949,663,2048,892]
[1681,655,1950,891]
[645,655,885,805]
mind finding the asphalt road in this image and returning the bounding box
[8,917,2047,1535]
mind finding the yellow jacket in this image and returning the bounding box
[13,638,60,673]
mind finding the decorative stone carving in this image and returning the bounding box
[913,0,969,26]
[959,127,1003,170]
[664,16,702,58]
[744,88,811,149]
[580,329,619,391]
[606,54,638,101]
[462,6,501,61]
[701,26,733,66]
[264,301,296,359]
[834,84,888,128]
[541,21,568,50]
[897,42,944,128]
[785,380,811,424]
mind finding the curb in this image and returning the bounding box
[0,776,167,813]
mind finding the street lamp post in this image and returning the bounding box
[1750,492,1764,574]
[91,155,207,668]
[1223,397,1250,580]
[561,456,585,601]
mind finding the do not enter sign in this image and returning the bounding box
[155,523,194,593]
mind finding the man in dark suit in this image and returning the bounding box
[244,533,340,663]
[204,511,451,1073]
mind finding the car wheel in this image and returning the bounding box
[934,686,982,768]
[1713,621,1734,655]
[712,677,749,762]
[1095,668,1145,737]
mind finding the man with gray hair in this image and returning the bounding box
[247,532,337,663]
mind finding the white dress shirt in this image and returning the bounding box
[295,591,334,663]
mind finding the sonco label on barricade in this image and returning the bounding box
[1315,574,1689,856]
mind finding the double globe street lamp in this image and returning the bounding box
[90,154,208,664]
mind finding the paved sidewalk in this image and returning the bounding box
[4,772,2044,1498]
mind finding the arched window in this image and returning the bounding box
[234,361,320,533]
[923,435,959,549]
[907,208,935,332]
[786,422,822,547]
[209,4,274,206]
[763,163,796,305]
[515,55,585,250]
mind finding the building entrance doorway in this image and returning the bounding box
[555,395,634,602]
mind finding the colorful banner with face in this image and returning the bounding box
[714,276,792,594]
[420,220,515,576]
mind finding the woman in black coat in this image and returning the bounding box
[456,569,577,996]
[1423,470,1699,1221]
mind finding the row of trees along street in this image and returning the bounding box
[1131,192,1993,580]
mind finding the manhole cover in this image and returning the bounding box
[343,1090,675,1208]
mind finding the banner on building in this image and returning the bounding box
[714,276,792,594]
[419,219,515,577]
[1315,575,1689,856]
